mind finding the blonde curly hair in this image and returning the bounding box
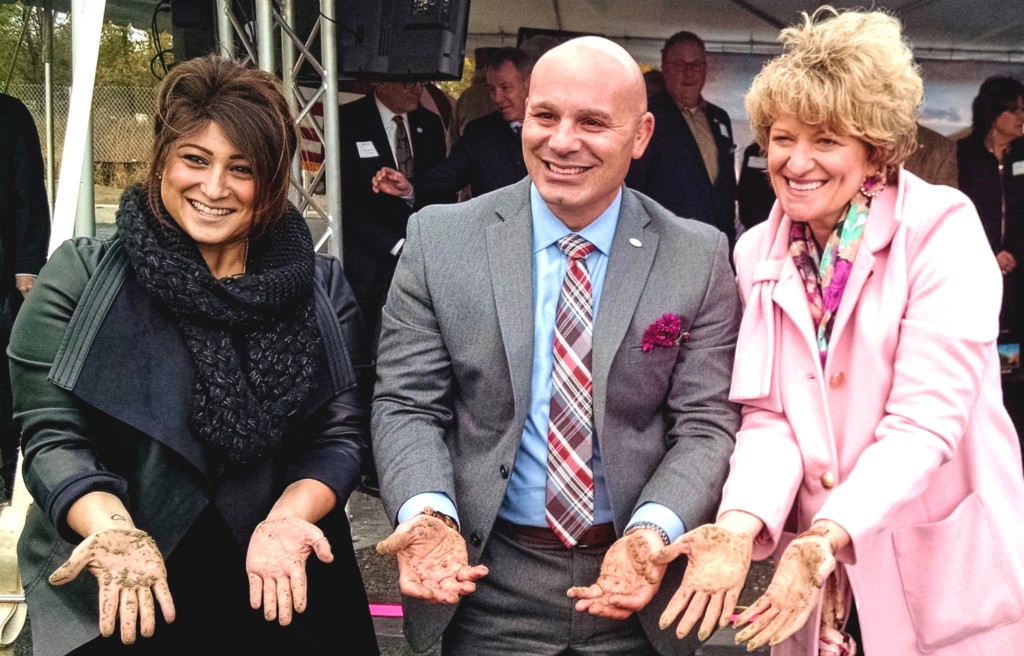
[745,7,923,173]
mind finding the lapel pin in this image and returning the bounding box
[416,127,423,133]
[629,238,643,248]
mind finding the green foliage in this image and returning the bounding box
[0,1,167,90]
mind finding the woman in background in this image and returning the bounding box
[656,8,1024,656]
[10,56,378,654]
[958,76,1024,341]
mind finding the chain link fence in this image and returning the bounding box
[7,84,156,186]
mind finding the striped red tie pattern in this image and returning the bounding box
[546,235,597,548]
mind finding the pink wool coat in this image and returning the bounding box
[721,170,1024,656]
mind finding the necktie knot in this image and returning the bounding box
[557,235,596,261]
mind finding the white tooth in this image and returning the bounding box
[789,180,824,191]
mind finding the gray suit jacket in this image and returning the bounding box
[372,178,741,655]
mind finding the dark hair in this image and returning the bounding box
[486,47,533,77]
[971,76,1024,135]
[147,55,297,236]
[662,31,706,59]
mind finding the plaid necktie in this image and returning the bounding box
[393,115,414,177]
[546,235,597,548]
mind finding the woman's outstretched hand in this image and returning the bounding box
[49,527,175,645]
[655,523,753,641]
[246,516,334,626]
[733,530,837,651]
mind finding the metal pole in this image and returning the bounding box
[42,0,54,211]
[255,0,275,73]
[216,0,233,58]
[72,0,96,238]
[279,0,301,205]
[320,0,342,260]
[50,0,104,253]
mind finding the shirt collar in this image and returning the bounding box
[375,94,405,125]
[530,183,621,255]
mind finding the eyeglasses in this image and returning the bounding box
[398,80,426,90]
[663,59,707,73]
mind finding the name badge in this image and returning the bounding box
[1013,160,1024,176]
[748,156,768,170]
[356,141,379,158]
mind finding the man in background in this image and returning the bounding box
[627,31,737,247]
[0,93,50,499]
[338,80,452,344]
[373,47,531,202]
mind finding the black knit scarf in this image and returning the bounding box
[116,184,322,465]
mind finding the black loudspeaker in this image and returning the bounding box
[294,0,471,81]
[170,0,218,62]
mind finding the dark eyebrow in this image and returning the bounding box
[176,143,246,160]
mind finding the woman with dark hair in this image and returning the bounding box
[958,75,1024,340]
[9,55,378,654]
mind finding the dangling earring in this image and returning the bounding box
[859,170,887,198]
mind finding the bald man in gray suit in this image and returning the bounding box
[373,37,741,656]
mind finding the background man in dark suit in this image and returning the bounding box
[627,31,737,247]
[0,93,50,499]
[372,47,531,203]
[373,37,740,656]
[338,81,452,342]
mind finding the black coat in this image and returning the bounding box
[339,94,452,337]
[414,110,528,199]
[627,90,736,246]
[0,93,49,299]
[957,132,1024,338]
[10,238,378,655]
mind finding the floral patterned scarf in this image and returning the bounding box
[788,195,870,366]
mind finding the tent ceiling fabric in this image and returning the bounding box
[465,0,1024,64]
[4,1,1023,64]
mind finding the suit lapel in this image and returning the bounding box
[357,95,397,169]
[591,190,658,438]
[486,181,536,419]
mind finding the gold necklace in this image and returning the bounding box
[241,238,249,276]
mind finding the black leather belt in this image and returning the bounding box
[495,518,617,548]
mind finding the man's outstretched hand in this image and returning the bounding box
[568,529,669,619]
[376,509,488,604]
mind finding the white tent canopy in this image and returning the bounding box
[5,0,1024,64]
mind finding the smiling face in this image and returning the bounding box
[767,115,874,235]
[522,40,653,230]
[160,121,255,266]
[486,60,530,123]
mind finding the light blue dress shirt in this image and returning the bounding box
[399,184,684,541]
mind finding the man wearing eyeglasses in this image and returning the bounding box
[339,80,454,345]
[627,31,737,248]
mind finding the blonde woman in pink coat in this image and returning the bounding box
[655,7,1024,656]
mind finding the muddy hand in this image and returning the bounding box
[568,529,668,620]
[376,511,487,604]
[50,527,174,644]
[247,517,333,626]
[656,523,752,641]
[734,533,835,650]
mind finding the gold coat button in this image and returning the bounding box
[829,372,845,388]
[820,471,836,489]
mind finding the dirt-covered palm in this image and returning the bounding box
[49,527,175,645]
[734,534,836,650]
[568,530,668,620]
[376,512,488,604]
[246,517,332,625]
[655,523,753,640]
